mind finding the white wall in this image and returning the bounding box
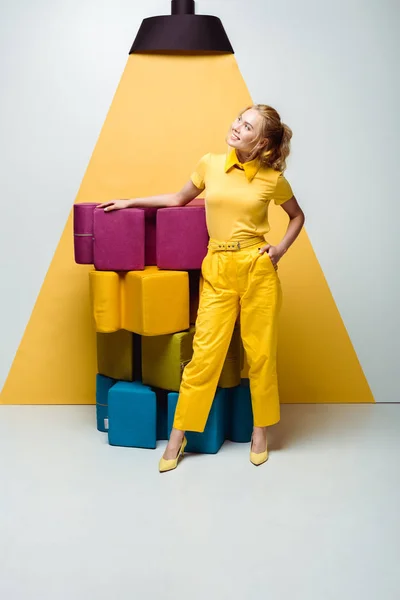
[1,0,399,401]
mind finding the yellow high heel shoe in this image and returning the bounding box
[250,433,268,466]
[159,436,187,473]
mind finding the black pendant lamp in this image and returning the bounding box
[129,0,234,54]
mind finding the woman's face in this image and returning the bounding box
[227,109,266,154]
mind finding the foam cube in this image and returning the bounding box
[156,206,208,270]
[89,268,189,335]
[89,270,121,332]
[123,266,189,335]
[73,203,97,264]
[96,330,135,381]
[167,389,227,454]
[132,333,143,382]
[93,207,145,271]
[108,381,157,448]
[142,327,196,391]
[225,380,253,443]
[96,373,115,432]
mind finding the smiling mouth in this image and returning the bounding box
[231,133,240,140]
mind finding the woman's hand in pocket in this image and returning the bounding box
[258,244,284,269]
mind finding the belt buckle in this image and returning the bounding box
[217,241,240,251]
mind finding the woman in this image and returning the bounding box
[99,104,305,472]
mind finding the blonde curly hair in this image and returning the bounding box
[232,104,292,172]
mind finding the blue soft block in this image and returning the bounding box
[108,381,157,449]
[96,373,116,432]
[226,380,253,443]
[167,389,227,454]
[96,403,109,433]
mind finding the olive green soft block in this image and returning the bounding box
[142,327,195,391]
[97,330,135,382]
[141,326,243,391]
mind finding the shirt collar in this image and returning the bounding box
[224,147,261,183]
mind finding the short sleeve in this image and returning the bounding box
[190,153,210,191]
[273,174,294,205]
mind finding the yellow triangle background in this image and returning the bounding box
[0,53,374,404]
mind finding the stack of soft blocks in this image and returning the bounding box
[73,199,253,454]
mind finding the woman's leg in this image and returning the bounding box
[173,277,239,430]
[163,250,239,458]
[239,250,283,451]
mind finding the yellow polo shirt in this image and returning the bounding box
[190,148,293,241]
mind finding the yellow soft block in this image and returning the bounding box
[123,266,189,335]
[89,270,121,332]
[97,330,134,381]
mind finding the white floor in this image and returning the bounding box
[0,404,399,600]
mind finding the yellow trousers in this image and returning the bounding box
[173,236,283,432]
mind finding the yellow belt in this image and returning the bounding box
[208,236,265,252]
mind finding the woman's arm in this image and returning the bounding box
[259,196,305,264]
[98,180,203,212]
[276,196,305,255]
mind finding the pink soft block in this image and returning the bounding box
[143,204,204,265]
[156,206,209,270]
[73,203,98,264]
[143,208,157,266]
[93,208,145,271]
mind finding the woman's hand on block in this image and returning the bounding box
[97,199,131,212]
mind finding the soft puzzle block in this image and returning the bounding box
[89,268,189,335]
[132,333,143,382]
[141,325,242,391]
[75,200,205,268]
[73,203,97,264]
[225,380,253,443]
[89,271,121,332]
[108,381,157,448]
[156,206,208,269]
[93,208,145,271]
[167,389,227,454]
[96,373,115,432]
[123,267,189,335]
[97,330,135,381]
[141,327,196,391]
